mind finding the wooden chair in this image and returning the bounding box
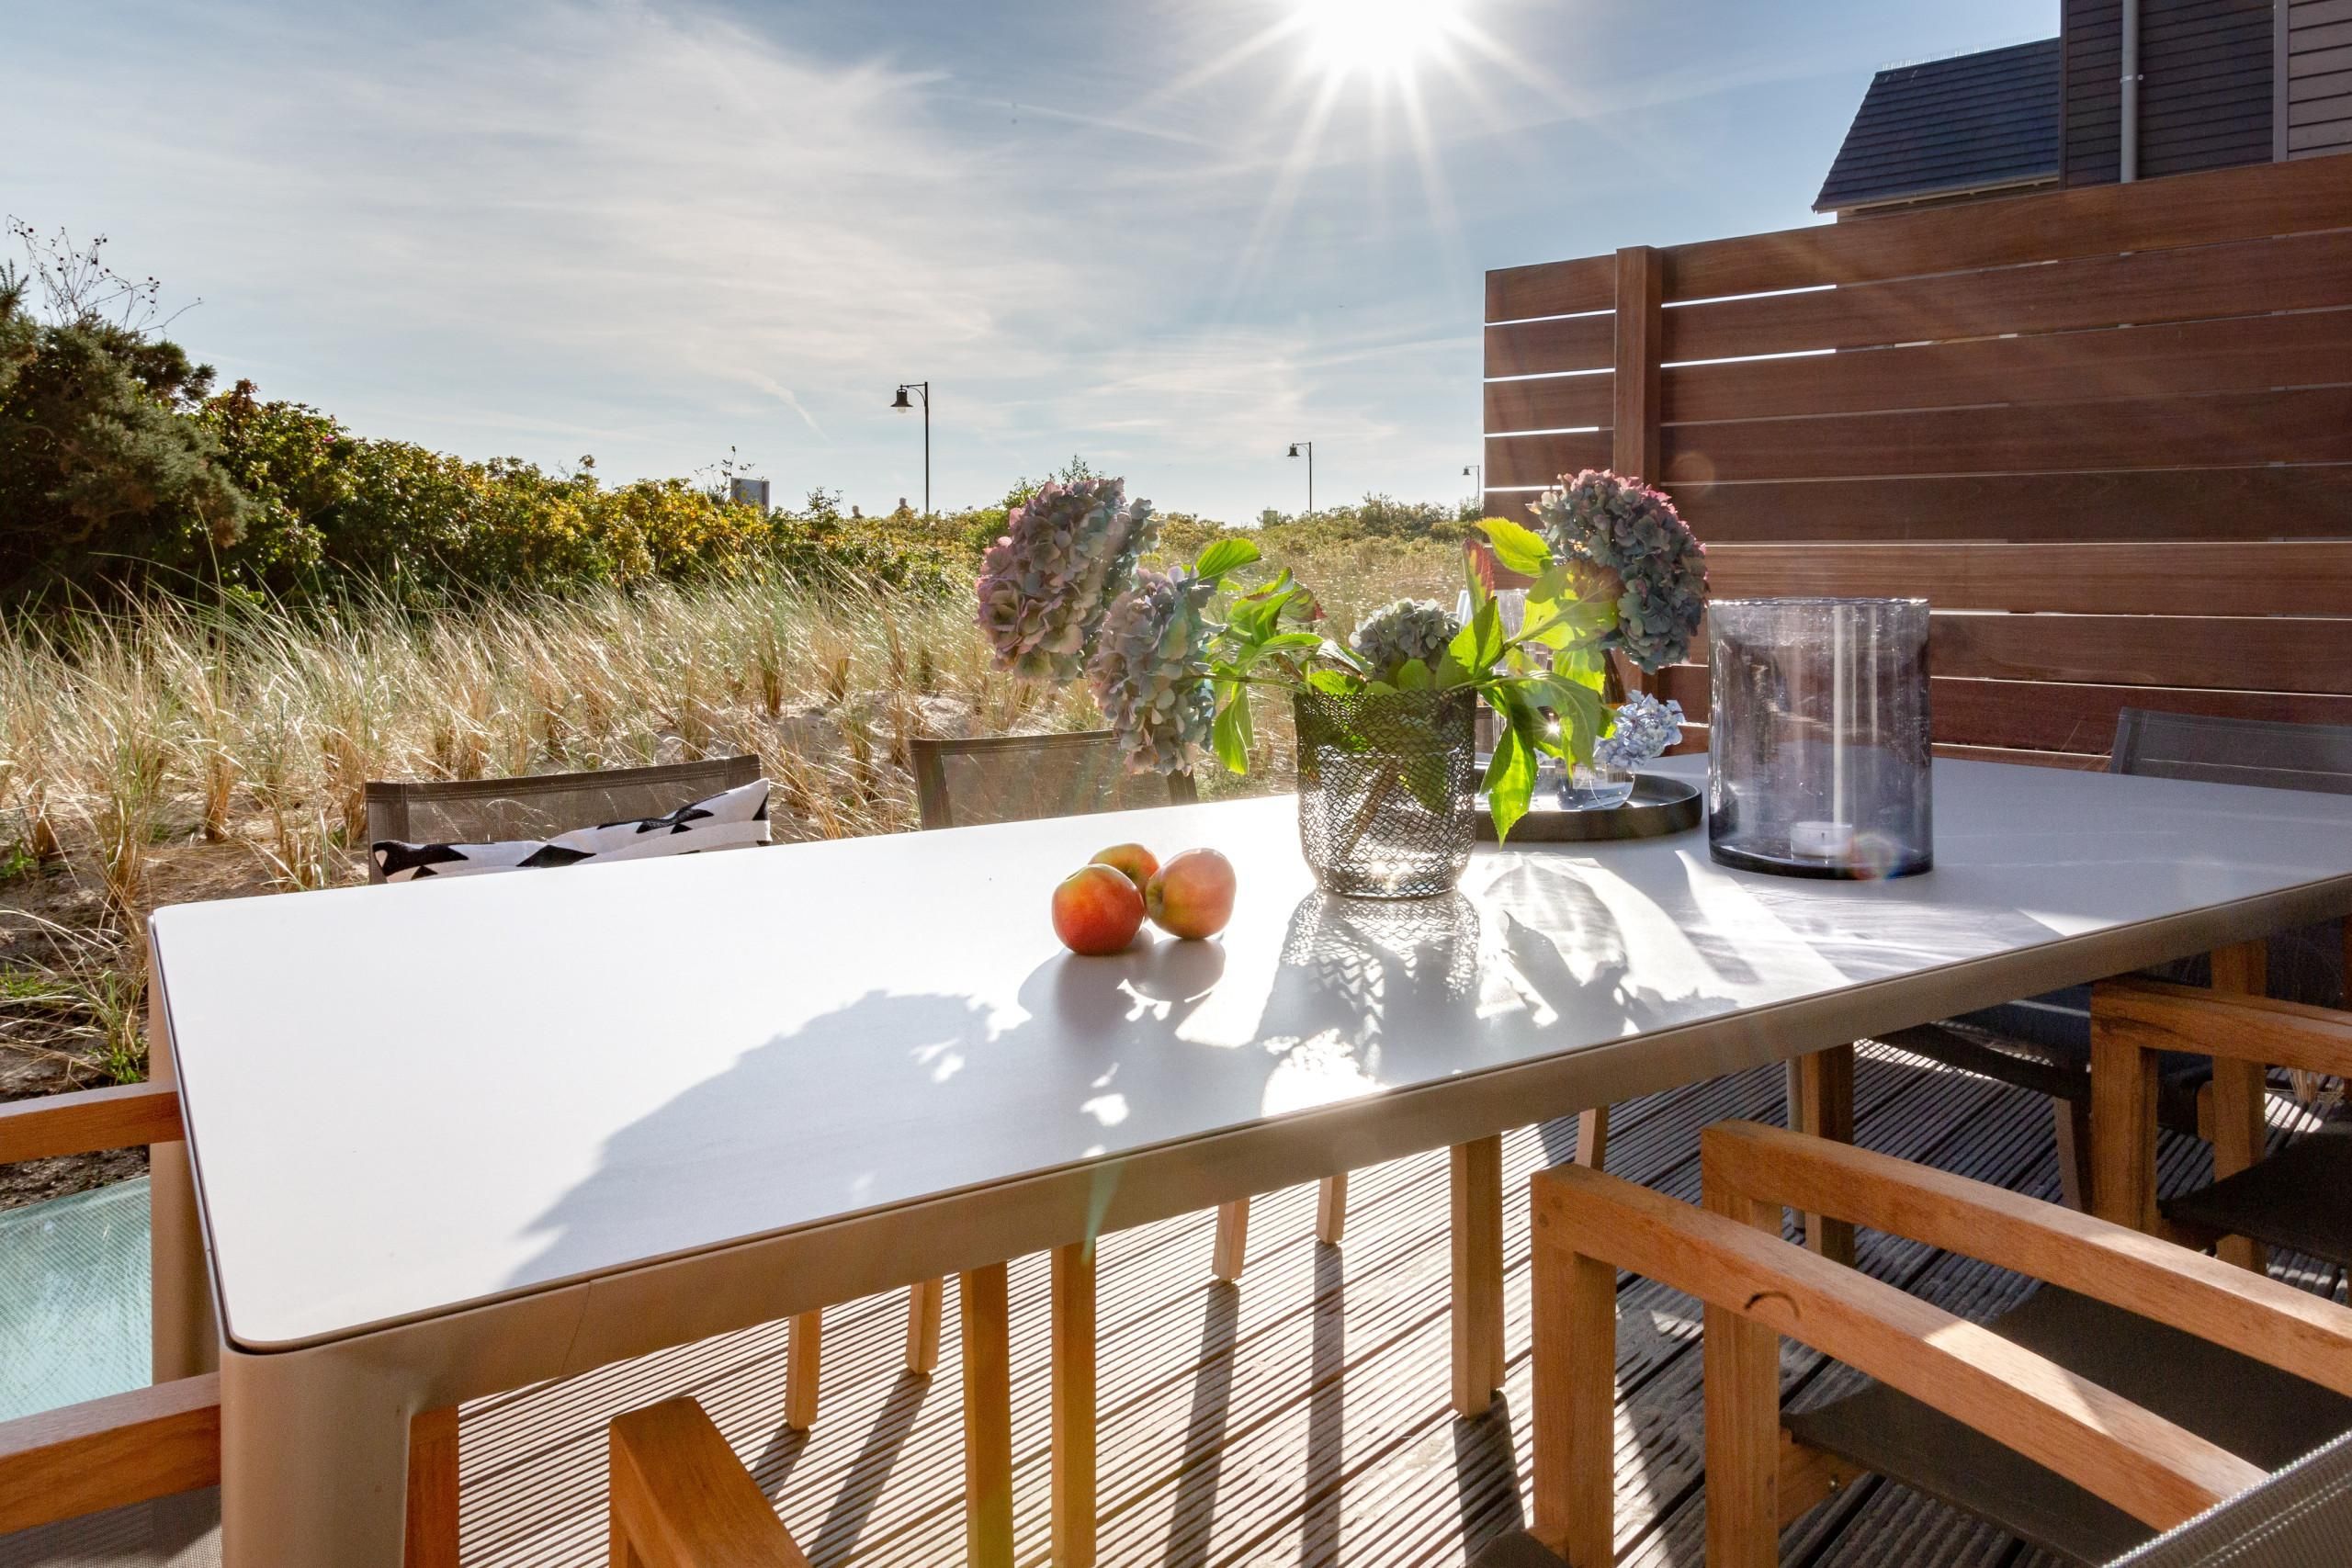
[608,1396,808,1567]
[1896,711,2349,1213]
[366,754,766,882]
[1512,1121,2352,1567]
[2091,976,2352,1276]
[0,1081,458,1566]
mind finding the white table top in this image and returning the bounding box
[152,757,2352,1351]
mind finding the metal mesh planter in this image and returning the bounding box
[1294,687,1477,898]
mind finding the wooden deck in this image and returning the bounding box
[5,1043,2342,1568]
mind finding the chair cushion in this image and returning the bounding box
[2162,1113,2352,1268]
[1782,1286,2352,1564]
[371,777,769,883]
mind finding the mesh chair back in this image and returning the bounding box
[364,756,765,884]
[909,732,1196,830]
[2110,710,2352,796]
[2110,1429,2352,1566]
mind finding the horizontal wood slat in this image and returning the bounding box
[1483,430,1612,491]
[0,1374,220,1536]
[1654,668,2352,753]
[1662,227,2352,363]
[1659,154,2352,300]
[1486,314,1613,379]
[1928,614,2352,694]
[0,1079,182,1164]
[1662,468,2352,543]
[1655,388,2352,484]
[1702,541,2352,616]
[1485,373,1614,434]
[1659,310,2352,425]
[1486,254,1617,322]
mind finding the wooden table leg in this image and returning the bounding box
[784,1310,821,1430]
[960,1263,1014,1568]
[1316,1174,1347,1246]
[2090,1010,2160,1235]
[905,1279,944,1376]
[2210,940,2270,1274]
[1573,1107,1609,1170]
[402,1408,458,1568]
[1786,1044,1857,1266]
[1212,1199,1250,1281]
[1450,1135,1504,1418]
[1050,1243,1096,1568]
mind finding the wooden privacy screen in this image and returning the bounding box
[1483,155,2352,766]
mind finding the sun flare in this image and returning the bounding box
[1294,0,1467,81]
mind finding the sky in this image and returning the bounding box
[4,0,2054,525]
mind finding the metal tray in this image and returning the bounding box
[1473,772,1702,842]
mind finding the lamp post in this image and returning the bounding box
[890,381,931,514]
[1286,441,1313,517]
[1463,462,1482,510]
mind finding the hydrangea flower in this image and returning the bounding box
[1088,570,1216,774]
[1592,693,1685,771]
[974,478,1159,682]
[1349,598,1459,682]
[1530,470,1707,671]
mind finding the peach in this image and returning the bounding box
[1089,842,1159,890]
[1052,863,1146,955]
[1145,848,1236,940]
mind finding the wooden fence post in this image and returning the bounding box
[1611,244,1664,485]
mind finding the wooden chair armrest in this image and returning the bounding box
[2092,977,2352,1077]
[0,1079,182,1164]
[610,1396,808,1567]
[1533,1162,2262,1531]
[0,1373,220,1535]
[1697,1120,2352,1398]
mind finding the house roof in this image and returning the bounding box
[1815,38,2061,214]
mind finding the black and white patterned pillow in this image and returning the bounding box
[371,778,770,884]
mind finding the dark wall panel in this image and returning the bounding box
[2065,0,2274,184]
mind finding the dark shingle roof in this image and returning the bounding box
[1815,39,2061,213]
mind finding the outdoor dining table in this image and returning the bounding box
[146,754,2352,1567]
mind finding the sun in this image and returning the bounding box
[1293,0,1468,81]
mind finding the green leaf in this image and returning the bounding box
[1447,599,1505,675]
[1363,679,1397,696]
[1193,537,1261,581]
[1477,517,1552,579]
[1432,648,1472,689]
[1306,668,1355,695]
[1392,657,1433,691]
[1319,637,1372,673]
[1211,681,1252,773]
[1483,721,1536,843]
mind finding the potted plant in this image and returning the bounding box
[973,470,1707,896]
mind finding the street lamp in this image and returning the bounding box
[1463,462,1482,503]
[891,381,931,514]
[1286,441,1313,517]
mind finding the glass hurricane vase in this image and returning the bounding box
[1294,687,1476,899]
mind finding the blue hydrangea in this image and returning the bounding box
[1592,693,1685,770]
[1530,469,1707,672]
[974,478,1159,682]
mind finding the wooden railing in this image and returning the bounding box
[1483,155,2352,766]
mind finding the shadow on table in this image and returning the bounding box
[506,858,1741,1298]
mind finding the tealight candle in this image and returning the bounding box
[1790,819,1855,859]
